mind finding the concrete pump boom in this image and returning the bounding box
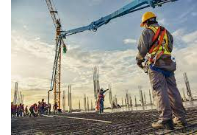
[61,0,178,38]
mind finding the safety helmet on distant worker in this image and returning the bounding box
[140,12,156,27]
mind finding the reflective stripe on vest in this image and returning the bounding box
[147,26,171,64]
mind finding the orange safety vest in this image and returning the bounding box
[147,26,171,65]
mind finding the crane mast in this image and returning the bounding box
[45,0,66,109]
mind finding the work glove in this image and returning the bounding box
[136,58,144,69]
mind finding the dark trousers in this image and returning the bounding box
[30,109,36,117]
[99,100,104,113]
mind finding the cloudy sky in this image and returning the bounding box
[11,0,197,108]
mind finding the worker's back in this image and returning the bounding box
[138,23,176,72]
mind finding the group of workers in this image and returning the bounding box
[11,99,52,117]
[11,103,24,117]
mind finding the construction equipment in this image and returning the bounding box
[45,0,178,109]
[45,0,67,109]
[61,0,178,37]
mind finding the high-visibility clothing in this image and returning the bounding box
[147,26,171,65]
[99,94,104,99]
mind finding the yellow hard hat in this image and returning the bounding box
[140,12,156,27]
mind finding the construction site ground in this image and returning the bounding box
[12,107,197,135]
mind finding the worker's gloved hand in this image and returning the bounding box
[136,58,144,69]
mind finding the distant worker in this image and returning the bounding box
[20,104,24,117]
[48,103,51,114]
[29,103,38,117]
[53,102,58,114]
[41,99,46,114]
[136,12,186,130]
[17,104,23,117]
[38,101,41,115]
[25,106,29,116]
[97,88,109,114]
[13,104,17,117]
[11,102,14,117]
[16,104,20,117]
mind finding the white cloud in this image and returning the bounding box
[182,31,197,43]
[12,30,144,107]
[34,37,40,41]
[123,38,137,44]
[23,25,28,30]
[172,29,185,37]
[171,29,197,97]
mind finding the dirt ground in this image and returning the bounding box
[11,107,197,135]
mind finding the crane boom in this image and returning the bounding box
[45,0,61,28]
[61,0,177,38]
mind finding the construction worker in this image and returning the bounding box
[13,104,17,117]
[11,102,15,117]
[41,99,46,114]
[48,103,51,114]
[16,104,20,117]
[97,88,109,114]
[136,12,186,130]
[38,101,41,115]
[29,103,37,117]
[25,106,29,116]
[19,104,24,117]
[53,102,58,114]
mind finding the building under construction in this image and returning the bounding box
[93,66,100,109]
[13,82,24,105]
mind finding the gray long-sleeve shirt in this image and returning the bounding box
[136,23,173,60]
[136,23,176,71]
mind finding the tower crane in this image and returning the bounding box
[45,0,178,109]
[45,0,67,109]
